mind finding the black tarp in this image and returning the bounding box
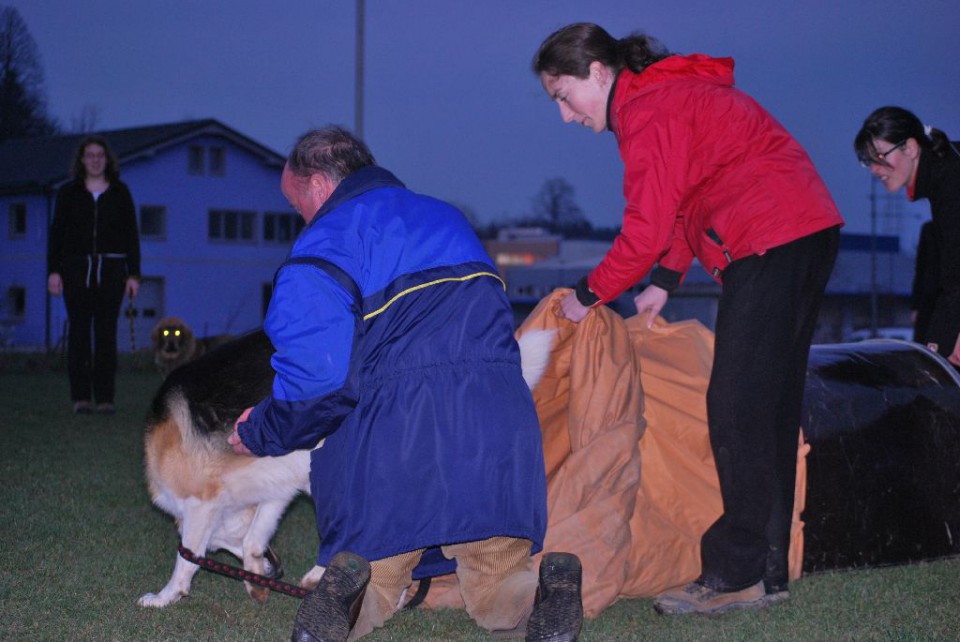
[801,339,960,572]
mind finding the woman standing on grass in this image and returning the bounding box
[532,22,843,615]
[47,135,141,415]
[855,107,960,367]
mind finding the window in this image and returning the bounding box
[7,286,25,317]
[208,209,255,242]
[8,203,26,239]
[209,146,226,176]
[188,146,205,175]
[263,212,304,243]
[139,205,167,239]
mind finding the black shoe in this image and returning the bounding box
[525,552,583,642]
[73,401,93,414]
[292,551,371,642]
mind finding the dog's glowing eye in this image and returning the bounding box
[175,330,181,336]
[163,330,169,336]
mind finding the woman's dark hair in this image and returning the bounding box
[288,125,375,183]
[532,22,671,78]
[854,106,954,164]
[70,135,120,181]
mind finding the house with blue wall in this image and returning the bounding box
[0,119,301,350]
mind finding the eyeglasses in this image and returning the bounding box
[859,140,906,168]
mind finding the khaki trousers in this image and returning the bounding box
[348,536,538,641]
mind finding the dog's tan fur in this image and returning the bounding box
[137,329,555,608]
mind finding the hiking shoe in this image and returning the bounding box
[525,552,583,642]
[291,551,370,642]
[96,403,115,415]
[653,579,766,615]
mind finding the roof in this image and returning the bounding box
[0,119,285,196]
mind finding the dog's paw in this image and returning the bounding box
[246,583,270,603]
[137,591,182,608]
[299,564,326,590]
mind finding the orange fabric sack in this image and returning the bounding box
[420,290,805,616]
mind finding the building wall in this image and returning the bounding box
[0,135,294,350]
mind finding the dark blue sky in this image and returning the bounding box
[10,0,960,249]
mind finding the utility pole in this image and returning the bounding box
[355,0,365,138]
[869,176,878,337]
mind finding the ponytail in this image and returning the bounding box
[926,127,957,159]
[533,22,671,79]
[855,106,955,161]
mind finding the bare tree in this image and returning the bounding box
[0,6,57,141]
[70,103,102,133]
[531,177,592,237]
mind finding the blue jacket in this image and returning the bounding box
[238,166,547,572]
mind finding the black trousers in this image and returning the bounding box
[61,257,127,404]
[698,225,839,593]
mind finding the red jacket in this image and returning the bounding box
[587,54,843,303]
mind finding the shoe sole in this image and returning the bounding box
[292,551,370,642]
[525,553,583,642]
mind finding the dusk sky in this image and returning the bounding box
[9,0,960,249]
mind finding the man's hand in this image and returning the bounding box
[228,407,255,456]
[47,273,63,296]
[633,285,669,328]
[557,292,591,323]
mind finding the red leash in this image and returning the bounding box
[177,543,431,607]
[177,543,309,598]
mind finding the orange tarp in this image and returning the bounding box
[421,290,806,617]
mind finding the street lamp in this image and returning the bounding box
[355,0,365,138]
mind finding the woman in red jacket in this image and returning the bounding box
[533,23,843,615]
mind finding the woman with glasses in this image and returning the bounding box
[855,107,960,367]
[532,22,844,616]
[47,135,141,414]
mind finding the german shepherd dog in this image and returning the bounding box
[137,328,555,608]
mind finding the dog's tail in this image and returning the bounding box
[164,390,226,456]
[517,329,556,391]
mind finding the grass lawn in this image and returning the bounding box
[1,362,958,641]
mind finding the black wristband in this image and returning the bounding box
[574,276,601,307]
[650,266,682,293]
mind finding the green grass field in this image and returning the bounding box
[1,361,958,641]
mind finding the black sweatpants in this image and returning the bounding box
[61,256,128,404]
[698,225,839,593]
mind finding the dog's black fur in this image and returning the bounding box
[149,329,276,435]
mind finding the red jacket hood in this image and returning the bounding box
[632,54,735,89]
[610,55,735,135]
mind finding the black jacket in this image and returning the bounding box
[47,179,141,278]
[912,141,960,355]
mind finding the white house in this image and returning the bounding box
[0,119,300,350]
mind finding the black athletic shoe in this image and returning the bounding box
[525,552,583,642]
[291,551,371,642]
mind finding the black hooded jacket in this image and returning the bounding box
[47,179,141,278]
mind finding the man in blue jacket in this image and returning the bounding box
[229,126,582,642]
